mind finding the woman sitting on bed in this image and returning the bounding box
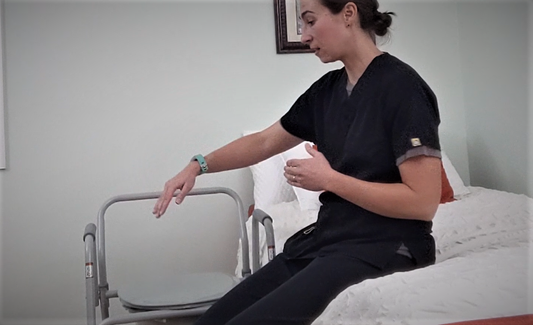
[153,0,442,324]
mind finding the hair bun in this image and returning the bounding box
[374,11,394,37]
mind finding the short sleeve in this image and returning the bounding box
[280,69,336,143]
[280,87,317,143]
[389,78,441,165]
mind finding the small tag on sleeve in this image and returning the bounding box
[410,138,422,147]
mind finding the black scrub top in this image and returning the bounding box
[280,53,441,269]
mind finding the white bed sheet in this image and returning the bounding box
[236,186,533,324]
[314,242,531,325]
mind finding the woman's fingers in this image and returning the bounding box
[153,180,180,218]
[153,194,166,216]
[153,172,197,218]
[154,190,172,218]
[175,180,194,205]
[284,170,299,187]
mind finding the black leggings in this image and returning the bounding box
[194,252,416,325]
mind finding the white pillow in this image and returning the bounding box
[248,155,297,209]
[280,142,323,211]
[441,151,470,197]
[244,131,296,210]
[243,131,322,211]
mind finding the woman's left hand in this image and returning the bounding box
[284,143,333,192]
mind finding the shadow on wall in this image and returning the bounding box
[468,135,527,194]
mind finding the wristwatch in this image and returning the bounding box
[191,154,208,174]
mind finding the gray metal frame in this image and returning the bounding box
[83,187,276,325]
[251,209,276,273]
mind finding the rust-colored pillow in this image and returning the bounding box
[440,160,455,203]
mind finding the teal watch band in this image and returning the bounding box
[191,154,208,174]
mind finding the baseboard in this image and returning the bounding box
[0,317,196,325]
[0,318,85,325]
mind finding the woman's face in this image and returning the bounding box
[299,0,350,63]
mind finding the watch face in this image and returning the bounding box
[192,155,208,174]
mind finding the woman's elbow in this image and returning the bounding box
[416,198,440,221]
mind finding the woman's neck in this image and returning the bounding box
[342,37,383,85]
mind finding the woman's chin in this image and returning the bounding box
[318,56,334,64]
[315,51,335,64]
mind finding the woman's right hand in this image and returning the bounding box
[152,162,200,218]
[151,121,301,218]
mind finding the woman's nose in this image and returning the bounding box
[300,32,312,45]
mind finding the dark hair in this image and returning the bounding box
[320,0,395,38]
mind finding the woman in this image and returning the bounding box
[153,0,442,324]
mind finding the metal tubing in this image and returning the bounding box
[84,223,97,325]
[99,306,210,325]
[262,218,276,261]
[105,290,119,299]
[96,187,251,319]
[251,216,260,273]
[251,209,276,272]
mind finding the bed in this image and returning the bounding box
[235,141,533,325]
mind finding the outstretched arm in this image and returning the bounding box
[152,121,302,218]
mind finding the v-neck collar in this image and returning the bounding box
[340,52,389,98]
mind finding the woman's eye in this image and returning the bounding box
[306,20,315,26]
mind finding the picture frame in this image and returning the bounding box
[274,0,314,54]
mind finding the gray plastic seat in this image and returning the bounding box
[118,272,240,311]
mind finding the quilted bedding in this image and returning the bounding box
[236,186,533,324]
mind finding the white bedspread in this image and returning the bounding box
[314,243,530,325]
[236,187,533,324]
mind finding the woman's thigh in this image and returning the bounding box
[225,254,415,325]
[195,253,415,325]
[193,253,311,325]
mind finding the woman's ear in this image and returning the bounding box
[343,2,358,27]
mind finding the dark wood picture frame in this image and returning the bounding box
[274,0,314,54]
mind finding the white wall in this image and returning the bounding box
[528,1,533,201]
[0,0,4,321]
[0,0,5,170]
[527,1,533,313]
[458,1,529,195]
[0,1,528,324]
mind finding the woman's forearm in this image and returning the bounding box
[203,133,271,173]
[203,121,302,174]
[323,157,442,221]
[325,174,435,221]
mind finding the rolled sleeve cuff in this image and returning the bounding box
[396,146,441,166]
